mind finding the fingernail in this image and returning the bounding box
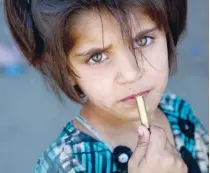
[138,126,144,137]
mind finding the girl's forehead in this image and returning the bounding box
[70,9,156,44]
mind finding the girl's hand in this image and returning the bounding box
[128,125,188,173]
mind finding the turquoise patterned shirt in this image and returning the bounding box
[34,93,209,173]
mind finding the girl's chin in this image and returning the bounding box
[118,105,156,120]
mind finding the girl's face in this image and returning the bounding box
[68,9,169,121]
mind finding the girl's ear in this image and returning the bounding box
[70,75,77,86]
[4,0,44,64]
[69,74,85,98]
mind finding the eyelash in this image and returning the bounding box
[87,36,154,65]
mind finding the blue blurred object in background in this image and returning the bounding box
[0,44,27,77]
[0,64,26,77]
[0,13,27,77]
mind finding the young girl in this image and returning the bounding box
[5,0,208,173]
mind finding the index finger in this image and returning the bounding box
[147,125,167,155]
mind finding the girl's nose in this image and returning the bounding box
[115,53,145,85]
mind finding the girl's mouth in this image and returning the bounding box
[121,90,150,104]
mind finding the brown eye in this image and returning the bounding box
[134,36,153,48]
[88,53,107,64]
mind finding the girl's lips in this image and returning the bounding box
[122,90,150,104]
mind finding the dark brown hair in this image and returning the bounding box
[4,0,187,104]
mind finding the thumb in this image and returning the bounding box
[130,125,150,164]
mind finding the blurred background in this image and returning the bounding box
[0,0,208,173]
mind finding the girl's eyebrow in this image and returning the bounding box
[75,45,112,57]
[74,26,158,58]
[133,26,158,40]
